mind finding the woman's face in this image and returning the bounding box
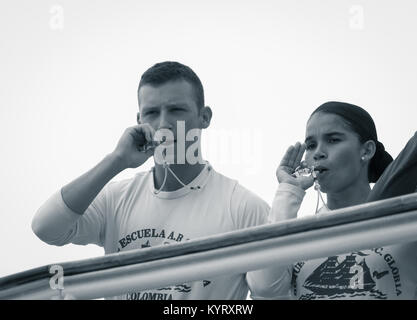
[305,112,366,193]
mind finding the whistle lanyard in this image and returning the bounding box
[153,161,202,194]
[294,164,329,214]
[314,180,329,214]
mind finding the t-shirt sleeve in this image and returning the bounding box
[229,183,270,229]
[32,186,109,247]
[270,183,305,222]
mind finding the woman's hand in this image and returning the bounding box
[276,142,314,190]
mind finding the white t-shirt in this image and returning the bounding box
[271,183,417,300]
[34,162,289,299]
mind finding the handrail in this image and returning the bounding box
[1,192,417,299]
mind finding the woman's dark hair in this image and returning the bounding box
[311,101,393,183]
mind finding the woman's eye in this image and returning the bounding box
[306,143,316,150]
[328,138,339,143]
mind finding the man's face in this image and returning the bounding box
[138,79,203,163]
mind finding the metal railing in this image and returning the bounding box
[1,192,417,299]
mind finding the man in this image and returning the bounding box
[32,61,291,300]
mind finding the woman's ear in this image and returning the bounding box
[199,106,212,129]
[361,140,377,162]
[137,112,141,124]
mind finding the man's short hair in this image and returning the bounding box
[138,61,205,109]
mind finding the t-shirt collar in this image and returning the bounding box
[148,161,213,199]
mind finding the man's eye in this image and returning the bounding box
[328,138,339,143]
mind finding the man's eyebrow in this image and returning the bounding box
[166,103,188,108]
[143,103,188,110]
[142,106,159,111]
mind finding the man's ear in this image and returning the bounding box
[199,106,212,129]
[362,140,377,162]
[137,112,141,124]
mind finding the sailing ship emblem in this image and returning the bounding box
[300,254,387,299]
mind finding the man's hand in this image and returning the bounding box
[112,124,156,169]
[276,142,314,191]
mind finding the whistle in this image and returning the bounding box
[138,140,161,152]
[293,161,317,179]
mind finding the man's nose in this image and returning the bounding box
[157,111,173,130]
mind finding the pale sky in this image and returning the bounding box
[1,0,417,278]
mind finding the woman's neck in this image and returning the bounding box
[326,182,371,210]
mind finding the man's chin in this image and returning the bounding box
[162,140,176,146]
[153,158,204,166]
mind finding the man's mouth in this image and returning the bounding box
[158,138,177,145]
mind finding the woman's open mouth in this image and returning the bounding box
[313,166,329,175]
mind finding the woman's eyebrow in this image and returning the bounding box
[324,132,346,137]
[305,132,346,142]
[305,136,314,143]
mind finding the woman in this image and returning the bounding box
[272,101,417,299]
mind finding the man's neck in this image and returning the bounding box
[153,161,206,192]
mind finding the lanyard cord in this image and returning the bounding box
[154,163,169,194]
[314,180,329,213]
[153,161,202,194]
[140,142,193,194]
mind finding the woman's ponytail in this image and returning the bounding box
[369,141,393,183]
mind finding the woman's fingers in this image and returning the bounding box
[290,142,301,168]
[294,143,306,168]
[282,142,303,169]
[276,142,312,190]
[279,145,295,168]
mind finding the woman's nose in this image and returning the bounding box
[313,146,327,161]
